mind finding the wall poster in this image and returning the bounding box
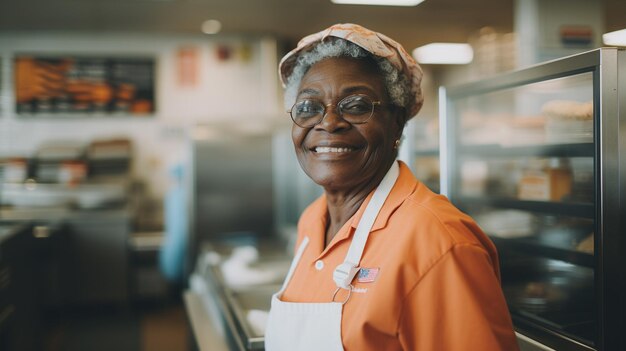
[14,55,155,116]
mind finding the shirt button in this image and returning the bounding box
[315,260,324,270]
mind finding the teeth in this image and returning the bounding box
[315,147,352,153]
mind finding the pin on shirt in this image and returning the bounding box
[356,267,380,283]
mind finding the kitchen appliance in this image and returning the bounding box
[187,123,276,276]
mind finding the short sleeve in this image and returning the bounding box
[398,244,519,351]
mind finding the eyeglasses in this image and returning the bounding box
[289,94,382,128]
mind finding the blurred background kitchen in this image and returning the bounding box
[0,0,625,350]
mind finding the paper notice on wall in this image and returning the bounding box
[560,25,593,46]
[176,47,199,88]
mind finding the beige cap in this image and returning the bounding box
[279,23,424,118]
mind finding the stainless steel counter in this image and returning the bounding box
[0,205,133,221]
[185,239,291,351]
[184,290,229,351]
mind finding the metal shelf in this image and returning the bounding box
[457,197,595,219]
[457,143,594,158]
[413,148,439,157]
[491,236,594,268]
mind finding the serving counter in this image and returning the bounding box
[184,238,291,351]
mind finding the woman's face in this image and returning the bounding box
[291,56,404,191]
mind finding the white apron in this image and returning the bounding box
[265,161,400,351]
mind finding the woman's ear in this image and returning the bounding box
[392,106,408,139]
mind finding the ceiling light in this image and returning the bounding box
[331,0,424,6]
[602,29,626,46]
[201,20,222,35]
[412,43,473,64]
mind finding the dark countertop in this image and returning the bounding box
[0,222,30,245]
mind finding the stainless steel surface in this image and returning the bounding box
[227,284,279,313]
[187,123,313,275]
[224,284,282,350]
[189,240,291,351]
[596,47,624,351]
[214,248,289,350]
[516,332,556,351]
[0,205,132,221]
[188,125,275,264]
[0,177,133,222]
[0,180,128,209]
[184,291,229,351]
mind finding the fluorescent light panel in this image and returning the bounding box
[603,29,626,46]
[412,43,473,64]
[331,0,424,6]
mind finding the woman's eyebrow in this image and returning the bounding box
[296,85,378,99]
[297,88,320,98]
[342,85,377,96]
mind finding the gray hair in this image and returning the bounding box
[284,38,412,115]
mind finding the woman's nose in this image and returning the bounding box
[315,107,351,132]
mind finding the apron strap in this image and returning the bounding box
[333,161,400,290]
[278,236,310,294]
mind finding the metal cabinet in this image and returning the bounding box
[65,213,130,304]
[440,48,625,350]
[0,223,39,351]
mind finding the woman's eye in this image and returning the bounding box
[341,98,371,115]
[295,101,323,118]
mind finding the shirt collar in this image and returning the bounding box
[347,161,417,233]
[308,161,419,255]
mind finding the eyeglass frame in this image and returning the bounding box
[288,94,384,128]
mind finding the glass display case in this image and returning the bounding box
[405,114,441,193]
[440,48,625,350]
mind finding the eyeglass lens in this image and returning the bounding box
[291,95,376,127]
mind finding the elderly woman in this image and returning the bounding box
[265,23,519,351]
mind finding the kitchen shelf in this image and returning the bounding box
[457,143,594,158]
[513,314,595,351]
[457,197,595,218]
[413,149,439,157]
[490,236,594,268]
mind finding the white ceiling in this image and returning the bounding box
[0,0,624,51]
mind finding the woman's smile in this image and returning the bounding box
[314,146,354,153]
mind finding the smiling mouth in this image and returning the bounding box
[314,146,355,153]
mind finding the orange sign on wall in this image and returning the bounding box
[14,55,155,116]
[176,46,199,87]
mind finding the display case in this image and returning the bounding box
[440,48,625,350]
[405,114,441,193]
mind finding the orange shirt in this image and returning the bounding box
[281,161,519,351]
